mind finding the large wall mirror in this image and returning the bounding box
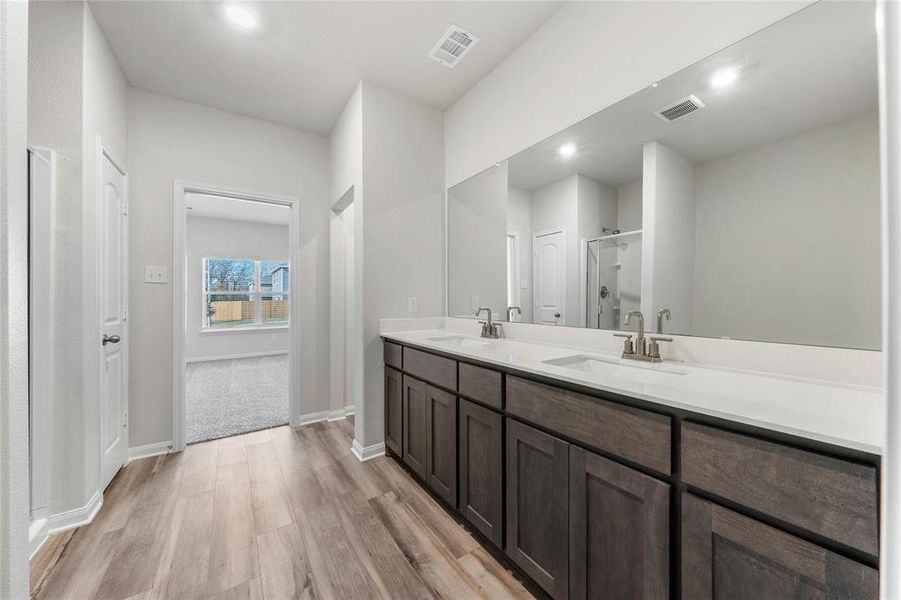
[447,0,881,350]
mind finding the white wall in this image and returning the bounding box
[0,0,30,594]
[617,179,642,232]
[445,1,811,187]
[128,88,330,449]
[507,185,533,322]
[185,216,290,360]
[642,142,696,335]
[28,0,87,516]
[359,82,445,449]
[447,164,508,319]
[329,85,363,421]
[27,1,128,516]
[81,0,129,508]
[692,113,881,349]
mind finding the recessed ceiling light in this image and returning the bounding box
[710,66,739,89]
[558,143,577,158]
[225,5,257,29]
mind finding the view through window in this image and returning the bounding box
[203,257,289,330]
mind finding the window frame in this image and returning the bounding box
[201,256,290,332]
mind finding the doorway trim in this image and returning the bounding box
[172,181,301,451]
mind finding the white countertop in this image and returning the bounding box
[382,328,885,455]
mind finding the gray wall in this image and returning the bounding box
[359,82,445,448]
[447,164,508,319]
[127,88,330,448]
[691,112,881,349]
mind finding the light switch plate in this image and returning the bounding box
[521,279,529,289]
[144,266,168,284]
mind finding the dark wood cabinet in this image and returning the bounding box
[682,493,878,599]
[425,384,456,505]
[384,367,403,456]
[506,418,570,600]
[458,399,503,547]
[569,446,670,600]
[402,375,427,479]
[382,341,882,600]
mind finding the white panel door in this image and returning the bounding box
[533,230,564,325]
[100,152,128,490]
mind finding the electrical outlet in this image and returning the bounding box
[407,297,419,313]
[144,266,168,284]
[521,278,529,289]
[471,296,480,311]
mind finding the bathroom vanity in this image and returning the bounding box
[380,331,881,600]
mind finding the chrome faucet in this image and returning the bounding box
[475,307,500,338]
[624,310,646,356]
[506,306,521,322]
[656,308,671,334]
[614,310,672,362]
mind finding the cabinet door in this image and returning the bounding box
[425,384,457,505]
[384,367,403,456]
[682,494,878,599]
[506,419,569,600]
[569,446,669,600]
[458,399,503,547]
[402,375,427,479]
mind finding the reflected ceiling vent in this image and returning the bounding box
[429,25,478,68]
[655,94,706,122]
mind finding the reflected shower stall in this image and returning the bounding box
[585,230,642,330]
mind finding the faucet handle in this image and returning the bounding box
[613,332,634,355]
[647,336,673,361]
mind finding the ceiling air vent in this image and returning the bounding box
[429,25,478,69]
[655,94,706,122]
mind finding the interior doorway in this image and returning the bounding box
[173,184,300,449]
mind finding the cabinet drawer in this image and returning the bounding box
[459,362,502,409]
[403,347,456,390]
[384,341,402,369]
[506,376,671,475]
[682,494,877,599]
[681,422,878,556]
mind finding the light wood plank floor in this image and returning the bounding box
[31,418,537,600]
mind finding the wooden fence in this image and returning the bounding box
[210,300,288,324]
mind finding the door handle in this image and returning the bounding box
[102,334,121,345]
[554,312,561,318]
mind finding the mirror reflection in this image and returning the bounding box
[447,0,880,350]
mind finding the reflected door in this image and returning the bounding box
[534,230,564,325]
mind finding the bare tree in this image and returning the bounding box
[206,259,254,292]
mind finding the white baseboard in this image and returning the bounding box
[47,489,102,535]
[296,410,330,426]
[29,518,49,559]
[128,440,173,463]
[186,350,289,364]
[352,439,385,462]
[298,406,355,426]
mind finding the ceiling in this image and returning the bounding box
[186,193,291,226]
[506,0,878,191]
[89,1,562,135]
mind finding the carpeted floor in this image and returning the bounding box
[185,354,289,443]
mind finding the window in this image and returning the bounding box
[202,258,289,330]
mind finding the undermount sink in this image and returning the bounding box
[543,354,689,376]
[426,335,493,349]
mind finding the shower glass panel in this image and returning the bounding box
[585,232,641,330]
